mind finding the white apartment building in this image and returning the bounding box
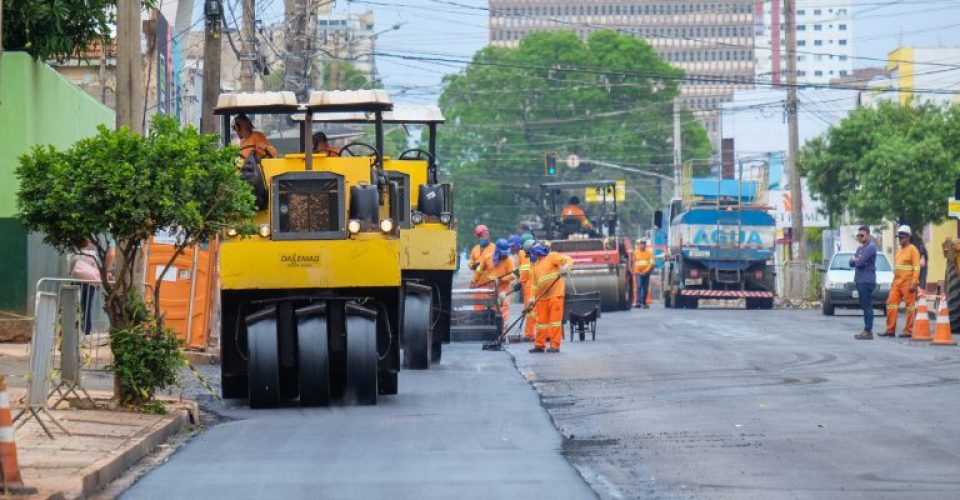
[489,0,757,146]
[754,0,853,85]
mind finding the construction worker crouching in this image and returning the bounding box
[633,239,654,309]
[518,235,537,341]
[476,239,516,328]
[882,225,921,338]
[529,242,574,353]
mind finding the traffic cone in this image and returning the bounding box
[932,295,957,346]
[0,377,30,494]
[911,292,932,342]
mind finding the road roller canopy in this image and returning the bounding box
[305,89,393,113]
[213,91,302,115]
[291,104,444,124]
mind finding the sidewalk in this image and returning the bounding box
[0,344,196,499]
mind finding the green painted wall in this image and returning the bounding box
[0,52,114,312]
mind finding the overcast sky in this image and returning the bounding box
[248,0,960,104]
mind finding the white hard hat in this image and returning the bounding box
[897,224,911,235]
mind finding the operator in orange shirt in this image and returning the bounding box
[528,242,573,353]
[882,225,921,337]
[233,114,277,160]
[517,235,537,341]
[560,196,592,230]
[312,131,341,157]
[476,239,516,327]
[633,239,655,309]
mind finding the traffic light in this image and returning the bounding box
[544,152,558,176]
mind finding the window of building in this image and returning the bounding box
[839,55,848,61]
[814,24,822,31]
[798,40,806,46]
[798,25,806,31]
[840,70,848,76]
[839,39,847,45]
[814,9,821,15]
[798,70,806,76]
[815,70,823,77]
[839,24,847,30]
[838,8,848,15]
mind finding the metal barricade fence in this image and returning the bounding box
[34,278,114,372]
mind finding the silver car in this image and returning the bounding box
[821,251,894,316]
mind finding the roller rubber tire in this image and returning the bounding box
[345,313,378,405]
[297,308,331,407]
[247,310,280,409]
[431,341,442,363]
[403,292,432,370]
[947,260,960,335]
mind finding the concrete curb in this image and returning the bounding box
[64,402,196,499]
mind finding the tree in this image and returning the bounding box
[437,30,711,244]
[17,115,255,405]
[2,0,126,62]
[17,115,255,328]
[800,102,960,233]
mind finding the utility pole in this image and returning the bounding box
[785,0,804,261]
[201,1,223,134]
[116,0,144,134]
[99,38,108,104]
[284,0,311,100]
[672,98,682,199]
[240,0,256,91]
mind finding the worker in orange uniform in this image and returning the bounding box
[882,225,921,338]
[468,225,494,285]
[476,239,516,327]
[560,196,592,230]
[529,242,573,353]
[517,235,537,341]
[233,114,278,159]
[633,239,654,309]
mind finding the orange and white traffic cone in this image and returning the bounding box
[0,377,31,494]
[931,295,957,346]
[911,292,933,342]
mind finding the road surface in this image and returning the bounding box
[510,305,960,499]
[122,344,595,500]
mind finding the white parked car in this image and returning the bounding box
[821,251,894,316]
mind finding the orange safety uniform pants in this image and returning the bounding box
[885,280,916,335]
[522,284,536,339]
[534,296,564,350]
[498,286,511,328]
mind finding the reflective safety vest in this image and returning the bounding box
[893,243,920,285]
[531,253,573,300]
[633,249,654,276]
[518,250,532,285]
[477,254,515,293]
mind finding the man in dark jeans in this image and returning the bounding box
[851,226,877,340]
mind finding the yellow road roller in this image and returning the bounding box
[303,105,457,369]
[216,90,407,407]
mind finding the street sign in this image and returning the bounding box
[949,197,960,218]
[566,154,580,169]
[585,180,626,203]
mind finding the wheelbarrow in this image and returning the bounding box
[564,291,601,342]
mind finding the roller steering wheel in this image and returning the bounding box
[398,148,435,166]
[341,142,382,166]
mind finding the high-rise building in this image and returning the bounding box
[885,47,960,107]
[754,0,853,85]
[488,0,758,145]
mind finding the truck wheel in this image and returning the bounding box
[747,298,774,310]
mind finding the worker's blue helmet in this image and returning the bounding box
[507,234,521,250]
[531,242,550,257]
